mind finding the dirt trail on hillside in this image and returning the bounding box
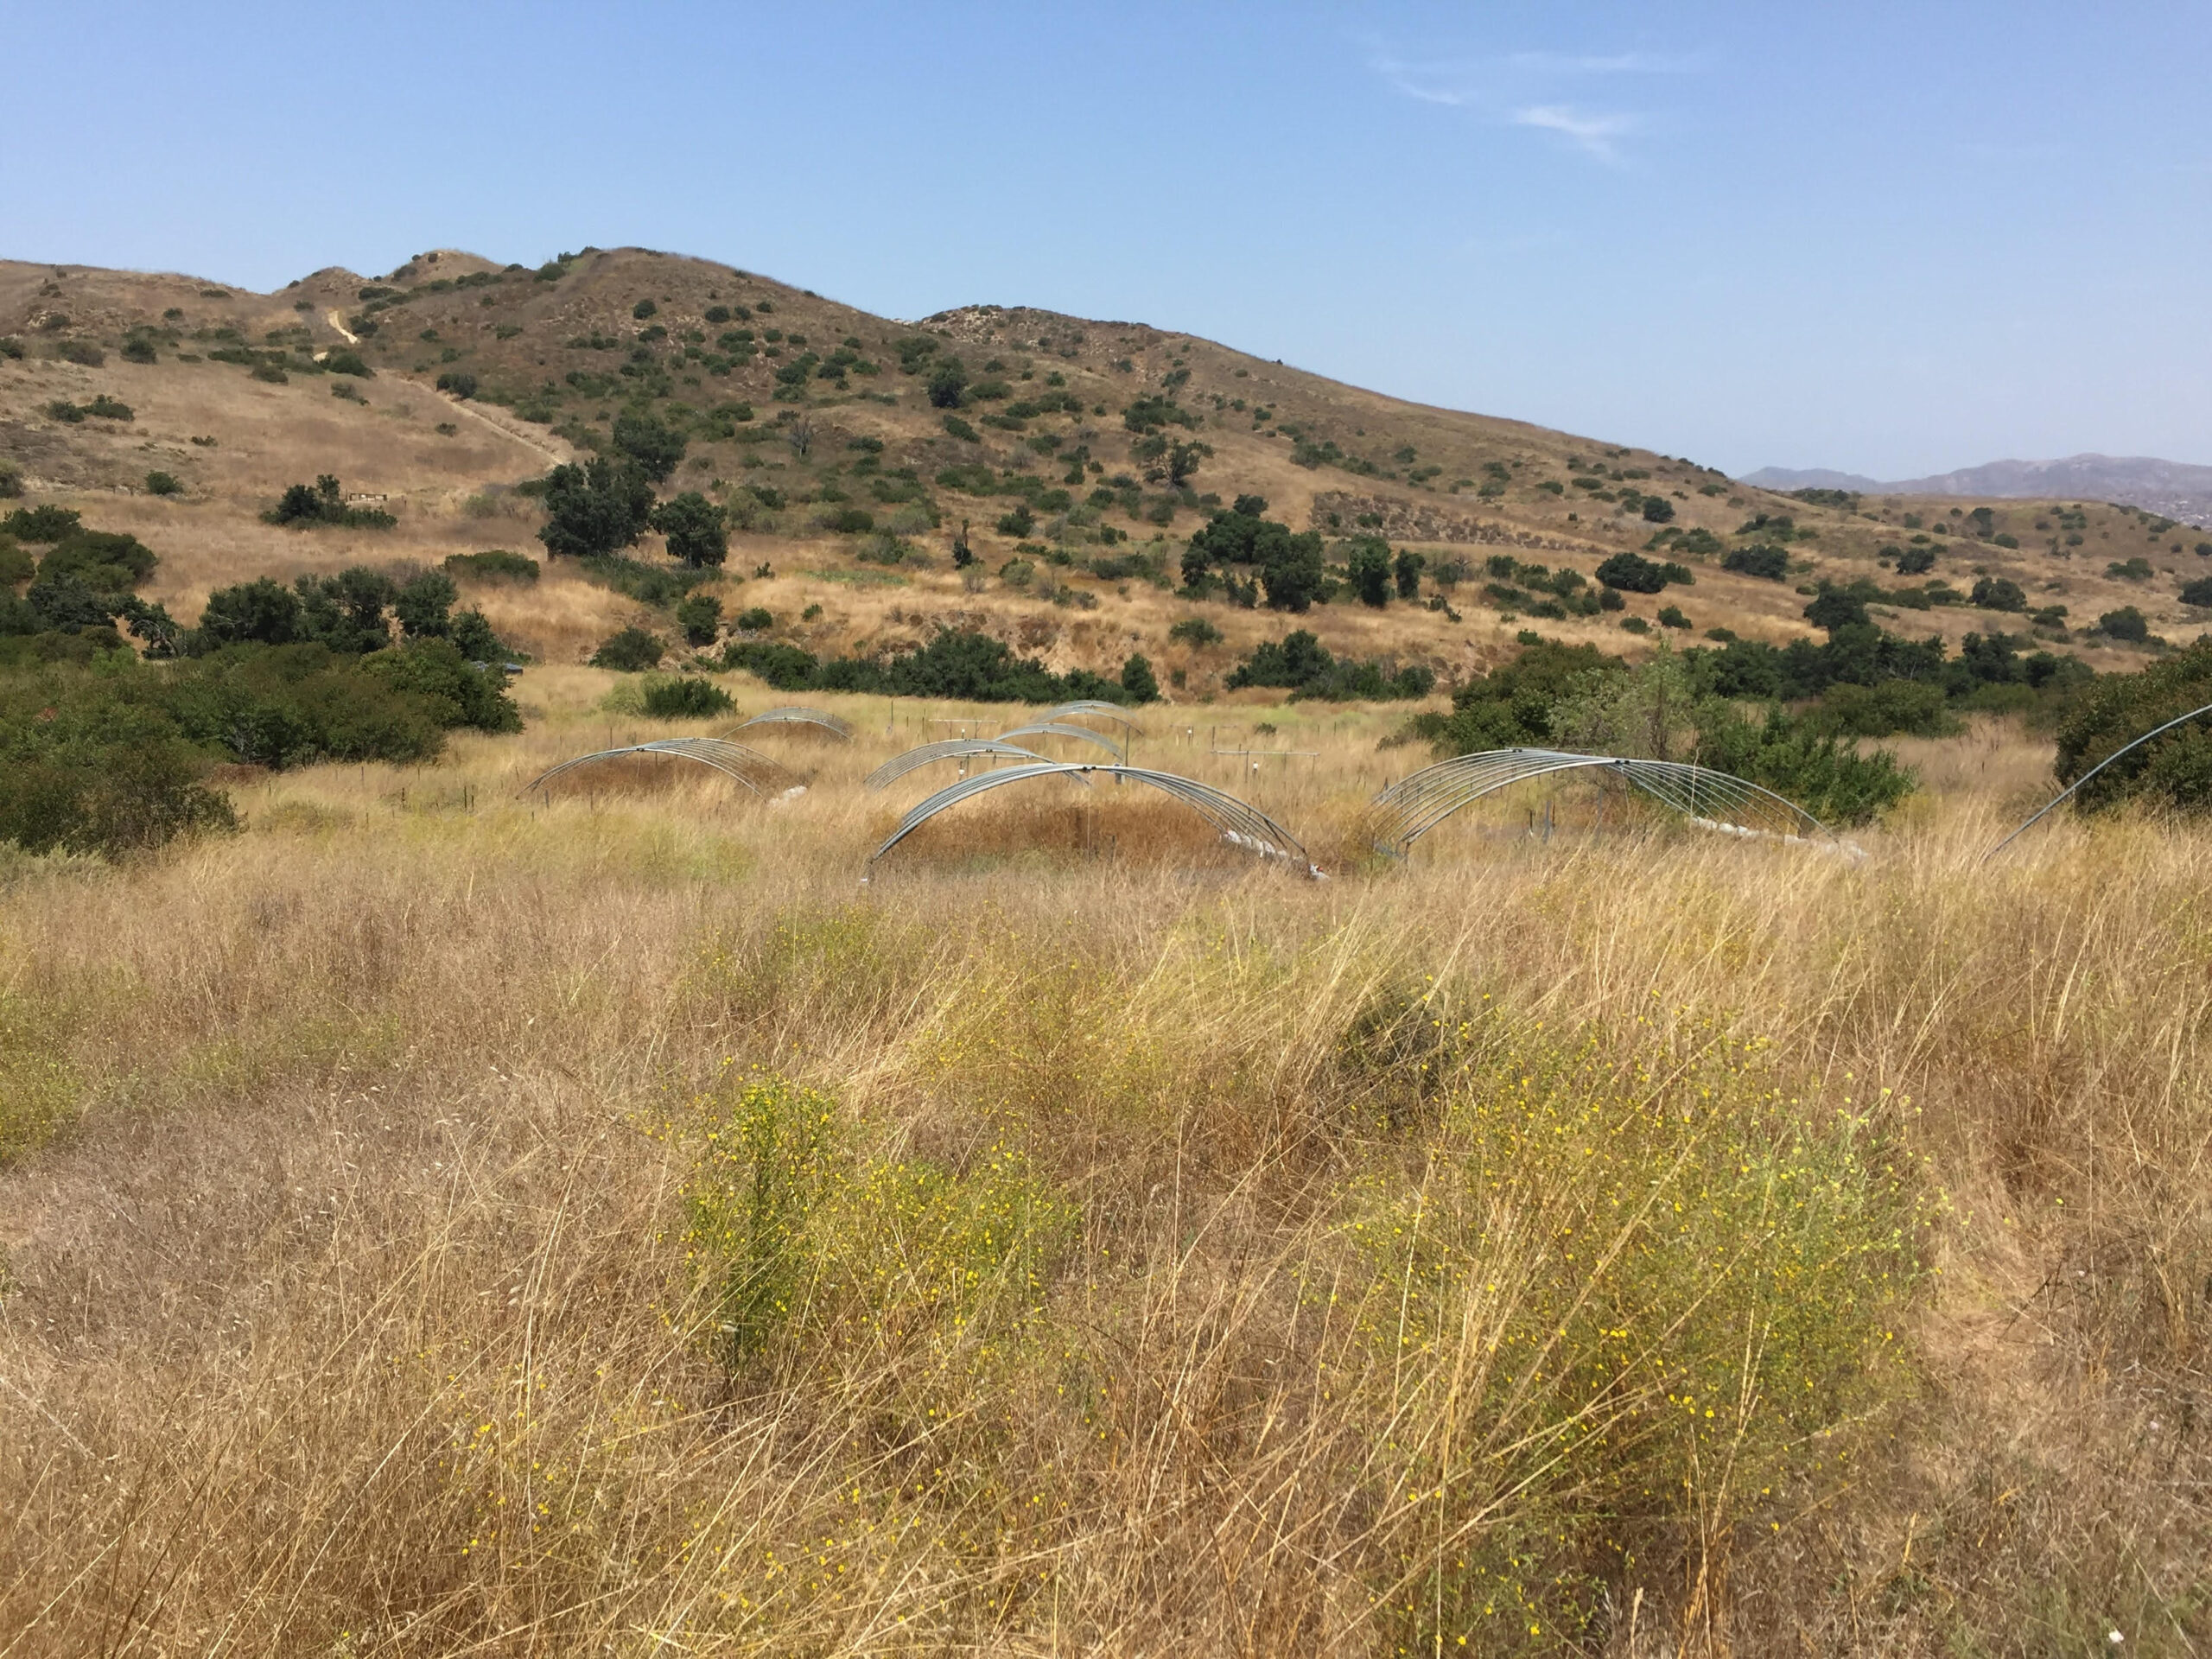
[435,391,571,468]
[325,309,359,345]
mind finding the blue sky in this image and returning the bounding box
[8,1,2210,479]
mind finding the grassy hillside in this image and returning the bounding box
[0,679,2205,1653]
[6,248,2208,695]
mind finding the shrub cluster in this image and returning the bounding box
[722,627,1136,704]
[264,475,397,530]
[1226,629,1435,702]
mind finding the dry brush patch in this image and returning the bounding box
[0,712,2207,1655]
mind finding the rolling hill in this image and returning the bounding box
[5,245,2209,694]
[1747,455,2212,526]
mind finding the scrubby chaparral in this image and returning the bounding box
[1,238,2209,1656]
[0,677,2206,1656]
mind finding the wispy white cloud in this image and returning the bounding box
[1368,41,1703,162]
[1512,104,1638,161]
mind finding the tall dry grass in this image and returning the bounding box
[0,687,2205,1656]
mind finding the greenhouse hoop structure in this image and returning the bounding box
[1983,696,2212,861]
[724,706,854,740]
[868,762,1317,874]
[865,738,1059,791]
[993,720,1128,762]
[1034,699,1147,735]
[1366,748,1847,859]
[520,737,804,800]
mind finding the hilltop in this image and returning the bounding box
[4,246,2209,693]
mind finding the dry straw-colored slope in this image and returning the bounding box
[5,248,2202,690]
[0,677,2205,1656]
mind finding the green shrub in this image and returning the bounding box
[675,591,722,645]
[360,637,523,732]
[57,341,103,366]
[632,299,658,320]
[1970,575,2027,612]
[995,504,1035,538]
[1347,1012,1920,1649]
[1168,616,1224,647]
[641,676,734,718]
[251,363,288,384]
[735,607,772,632]
[45,401,86,423]
[1656,603,1691,629]
[2107,556,2153,581]
[142,470,181,498]
[435,371,478,398]
[1722,543,1789,580]
[1892,544,1936,575]
[2179,577,2212,607]
[121,337,157,365]
[264,475,396,530]
[5,506,81,543]
[1595,551,1676,593]
[941,414,980,443]
[36,528,158,594]
[925,358,968,408]
[0,338,22,360]
[443,549,539,582]
[0,669,237,856]
[1227,629,1434,701]
[589,626,665,671]
[2055,639,2212,812]
[0,462,20,500]
[580,556,713,608]
[2098,606,2150,642]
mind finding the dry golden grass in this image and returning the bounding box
[0,685,2206,1656]
[10,249,2196,695]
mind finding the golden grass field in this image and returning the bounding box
[1,677,2206,1656]
[4,250,2201,696]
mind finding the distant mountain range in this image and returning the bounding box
[1744,454,2212,526]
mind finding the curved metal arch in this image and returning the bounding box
[993,719,1128,760]
[870,762,1313,872]
[865,738,1063,792]
[1367,748,1835,859]
[725,706,854,740]
[521,737,802,800]
[1034,699,1147,735]
[1984,698,2212,861]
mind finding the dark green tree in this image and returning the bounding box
[652,493,729,568]
[926,358,969,409]
[1394,548,1426,601]
[296,569,399,653]
[1261,530,1326,613]
[395,570,458,638]
[1120,652,1160,703]
[611,409,688,482]
[1348,537,1392,607]
[192,577,302,651]
[537,457,653,559]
